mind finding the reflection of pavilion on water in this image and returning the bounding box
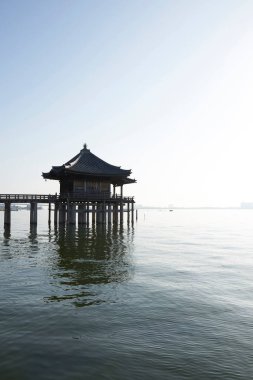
[1,144,136,227]
[45,224,135,306]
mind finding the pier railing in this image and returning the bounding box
[0,193,134,203]
[0,194,57,202]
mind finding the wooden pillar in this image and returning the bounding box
[97,203,102,224]
[4,202,11,226]
[54,202,59,225]
[59,203,66,224]
[120,185,123,198]
[86,202,90,226]
[67,203,76,224]
[120,201,124,225]
[127,201,130,224]
[92,203,96,224]
[48,203,51,224]
[108,203,112,224]
[131,201,134,224]
[4,225,11,239]
[113,185,116,197]
[30,202,38,225]
[102,202,106,224]
[113,203,118,224]
[29,224,37,241]
[84,203,88,224]
[78,204,85,224]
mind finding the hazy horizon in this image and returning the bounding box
[1,0,253,207]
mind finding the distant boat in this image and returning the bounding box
[169,209,173,212]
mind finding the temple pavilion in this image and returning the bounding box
[42,144,136,225]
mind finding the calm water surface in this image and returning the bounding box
[0,209,253,379]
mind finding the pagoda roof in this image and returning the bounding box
[42,145,136,184]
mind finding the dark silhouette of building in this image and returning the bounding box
[42,144,136,225]
[42,144,136,200]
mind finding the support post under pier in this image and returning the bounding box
[30,202,38,225]
[120,202,124,225]
[48,203,51,224]
[102,202,106,224]
[4,202,11,226]
[127,202,130,224]
[54,202,59,225]
[96,203,102,224]
[67,203,76,225]
[108,203,112,224]
[113,203,118,225]
[86,202,90,226]
[92,203,96,224]
[78,204,85,225]
[131,201,134,224]
[59,203,66,224]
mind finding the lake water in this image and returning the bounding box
[0,208,253,379]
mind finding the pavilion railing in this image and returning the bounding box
[59,192,134,202]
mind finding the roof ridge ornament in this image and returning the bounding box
[81,143,90,152]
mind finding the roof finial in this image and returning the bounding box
[81,143,90,153]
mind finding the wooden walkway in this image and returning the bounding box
[0,193,135,227]
[0,194,57,203]
[0,193,134,203]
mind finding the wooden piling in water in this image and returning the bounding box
[59,203,66,224]
[4,202,11,226]
[67,203,76,225]
[120,201,124,225]
[78,204,85,225]
[30,202,38,225]
[54,202,59,225]
[92,203,96,224]
[48,203,51,224]
[108,203,112,224]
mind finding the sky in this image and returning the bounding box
[1,0,253,207]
